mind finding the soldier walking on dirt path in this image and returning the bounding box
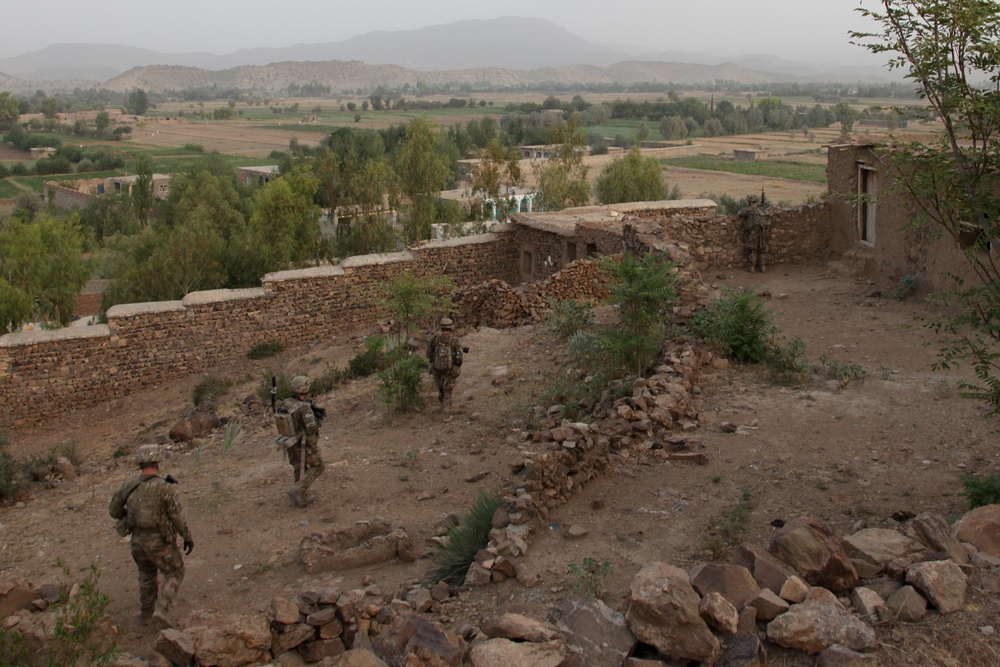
[275,375,325,508]
[108,444,193,630]
[427,317,465,415]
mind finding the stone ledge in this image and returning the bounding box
[263,265,346,282]
[341,251,414,269]
[182,288,266,307]
[421,233,499,248]
[106,300,185,319]
[0,323,112,347]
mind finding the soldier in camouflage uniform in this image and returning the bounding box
[427,318,464,414]
[739,194,772,273]
[108,444,193,629]
[281,375,325,508]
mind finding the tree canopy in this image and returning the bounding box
[595,147,667,204]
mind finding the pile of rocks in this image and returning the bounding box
[132,506,999,666]
[451,279,542,330]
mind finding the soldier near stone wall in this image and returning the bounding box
[739,193,772,273]
[277,375,325,508]
[427,317,464,415]
[108,444,193,629]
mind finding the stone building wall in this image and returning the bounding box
[621,202,833,270]
[45,182,93,210]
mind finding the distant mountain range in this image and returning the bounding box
[0,17,894,94]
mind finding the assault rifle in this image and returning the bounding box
[307,400,326,424]
[270,374,278,414]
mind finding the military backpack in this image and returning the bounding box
[433,336,454,371]
[274,408,297,438]
[126,480,162,532]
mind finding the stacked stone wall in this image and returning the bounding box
[0,234,517,426]
[622,202,833,270]
[0,202,831,426]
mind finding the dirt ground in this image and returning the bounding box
[3,260,1000,665]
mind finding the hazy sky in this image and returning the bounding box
[1,0,884,64]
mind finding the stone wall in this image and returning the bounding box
[620,202,834,271]
[0,234,518,426]
[0,201,835,426]
[45,182,94,210]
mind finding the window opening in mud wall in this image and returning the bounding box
[520,250,533,280]
[586,242,598,257]
[858,165,877,245]
[566,242,577,263]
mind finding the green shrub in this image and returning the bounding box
[348,335,391,378]
[378,352,426,413]
[546,298,594,340]
[706,192,744,215]
[961,473,1000,509]
[258,371,292,405]
[567,557,612,598]
[0,450,23,503]
[688,288,774,363]
[766,336,810,385]
[192,375,230,406]
[817,355,868,386]
[46,560,119,667]
[311,364,347,396]
[428,488,503,585]
[247,340,283,359]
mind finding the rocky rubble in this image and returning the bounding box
[4,506,986,665]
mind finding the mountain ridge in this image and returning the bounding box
[0,17,894,93]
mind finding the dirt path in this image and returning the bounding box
[2,262,999,664]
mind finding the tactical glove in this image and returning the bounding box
[183,539,194,555]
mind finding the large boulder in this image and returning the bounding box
[731,543,798,594]
[468,638,566,667]
[549,595,636,667]
[689,563,760,611]
[766,588,876,655]
[907,513,968,564]
[906,560,967,614]
[842,528,921,573]
[169,401,221,442]
[185,613,272,667]
[625,562,719,664]
[373,614,465,667]
[769,518,858,592]
[299,520,411,574]
[954,504,1000,558]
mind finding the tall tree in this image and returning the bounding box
[128,89,150,116]
[470,138,523,222]
[395,117,449,242]
[534,117,591,211]
[595,147,667,204]
[852,0,1000,413]
[0,214,91,330]
[249,165,324,268]
[130,153,154,225]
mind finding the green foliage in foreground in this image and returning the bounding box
[567,557,613,598]
[0,561,119,666]
[428,488,503,585]
[961,473,1000,509]
[661,155,828,183]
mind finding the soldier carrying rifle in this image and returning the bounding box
[274,375,326,508]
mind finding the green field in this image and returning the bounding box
[660,155,827,183]
[0,179,21,198]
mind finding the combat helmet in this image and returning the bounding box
[440,317,453,329]
[290,375,312,394]
[135,444,162,466]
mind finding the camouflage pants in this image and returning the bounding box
[130,530,184,620]
[288,439,324,500]
[433,370,460,412]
